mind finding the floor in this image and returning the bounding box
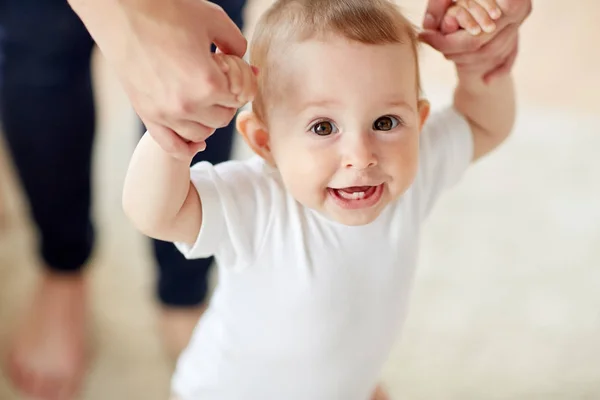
[1,0,599,399]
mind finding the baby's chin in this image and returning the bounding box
[322,194,390,226]
[331,212,382,226]
[325,205,387,226]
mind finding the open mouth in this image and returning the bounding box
[328,184,384,210]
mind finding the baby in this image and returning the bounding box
[123,0,516,399]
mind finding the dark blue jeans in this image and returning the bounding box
[0,0,246,306]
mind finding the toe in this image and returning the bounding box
[5,352,25,390]
[371,385,390,400]
[47,375,69,400]
[29,370,50,399]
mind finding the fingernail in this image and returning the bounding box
[482,22,496,33]
[423,13,435,28]
[469,26,482,35]
[490,8,502,19]
[251,65,260,76]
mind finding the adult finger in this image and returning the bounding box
[470,0,502,20]
[171,105,237,143]
[455,6,483,36]
[146,123,194,160]
[168,55,238,113]
[463,0,497,33]
[207,3,247,57]
[419,12,514,55]
[440,7,461,34]
[178,73,240,124]
[419,28,483,55]
[422,0,454,29]
[197,104,238,129]
[189,141,207,153]
[171,120,214,143]
[443,23,517,64]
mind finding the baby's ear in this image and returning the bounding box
[236,111,275,165]
[417,99,430,132]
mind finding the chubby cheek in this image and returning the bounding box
[381,138,420,195]
[270,138,334,206]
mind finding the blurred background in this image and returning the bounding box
[0,0,599,399]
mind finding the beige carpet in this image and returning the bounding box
[1,1,599,399]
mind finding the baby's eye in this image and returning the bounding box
[373,115,401,131]
[310,120,338,136]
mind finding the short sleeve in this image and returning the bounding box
[413,106,474,219]
[174,157,275,268]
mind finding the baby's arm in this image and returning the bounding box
[444,1,517,160]
[123,134,203,245]
[455,66,515,161]
[122,54,257,245]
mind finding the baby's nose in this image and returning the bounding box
[342,134,377,170]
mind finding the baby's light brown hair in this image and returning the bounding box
[249,0,422,121]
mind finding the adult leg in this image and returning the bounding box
[0,25,7,227]
[0,0,96,398]
[152,0,247,358]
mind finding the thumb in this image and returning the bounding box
[423,0,454,30]
[208,8,247,57]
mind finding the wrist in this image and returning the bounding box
[455,72,514,111]
[67,0,129,61]
[143,133,196,165]
[455,67,487,89]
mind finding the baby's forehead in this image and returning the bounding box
[248,0,423,121]
[279,36,416,67]
[267,37,419,102]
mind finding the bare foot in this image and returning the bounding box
[159,305,206,359]
[371,384,390,400]
[5,272,88,400]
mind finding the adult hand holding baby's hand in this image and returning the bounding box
[439,0,502,36]
[185,53,258,153]
[68,0,248,160]
[420,0,532,83]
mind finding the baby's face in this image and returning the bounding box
[265,36,428,226]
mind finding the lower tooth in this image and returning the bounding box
[335,189,368,200]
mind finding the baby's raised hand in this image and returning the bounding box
[440,0,503,36]
[213,52,259,108]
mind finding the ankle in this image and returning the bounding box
[34,271,88,304]
[40,270,86,285]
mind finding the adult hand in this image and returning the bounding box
[68,0,247,159]
[420,0,532,83]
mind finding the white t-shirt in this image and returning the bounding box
[172,106,473,400]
